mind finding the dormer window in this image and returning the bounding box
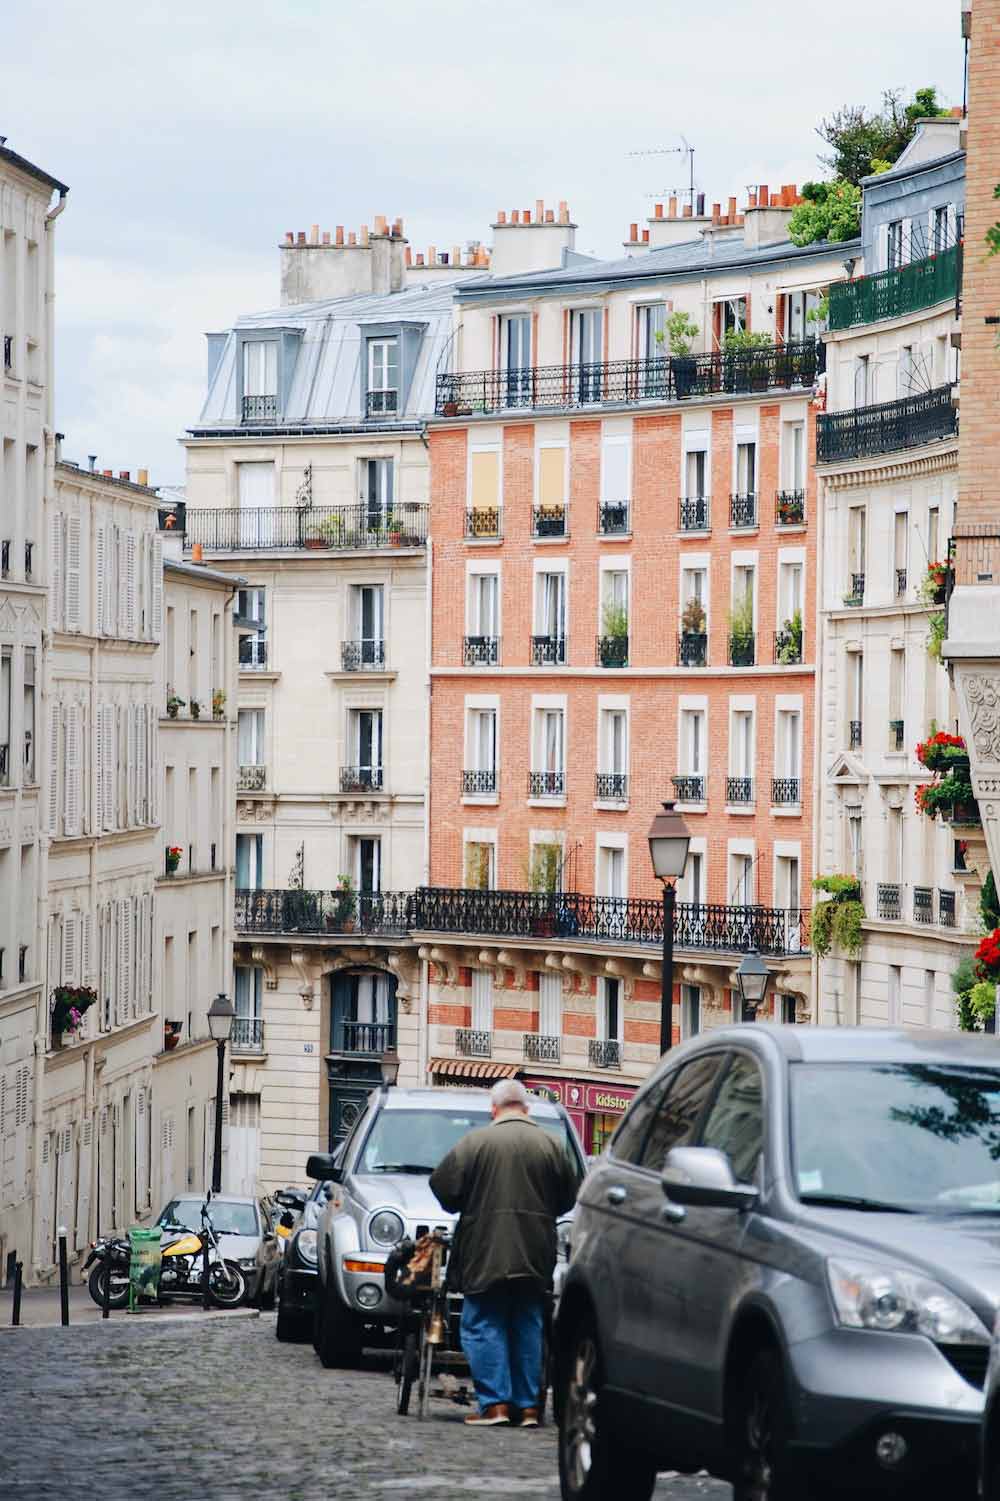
[367,338,399,416]
[242,340,278,422]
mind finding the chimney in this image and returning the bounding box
[491,200,577,276]
[119,471,130,482]
[654,203,664,219]
[280,216,408,304]
[743,184,798,250]
[137,468,149,487]
[88,455,96,472]
[668,195,678,217]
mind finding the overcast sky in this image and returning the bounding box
[4,0,962,487]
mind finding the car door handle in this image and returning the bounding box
[606,1185,627,1206]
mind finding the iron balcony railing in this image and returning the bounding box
[524,1033,561,1063]
[235,885,810,956]
[597,635,628,668]
[1,540,8,579]
[465,508,501,540]
[595,772,628,801]
[914,887,934,924]
[817,385,957,464]
[776,490,806,526]
[0,743,8,786]
[533,506,567,538]
[457,1028,492,1058]
[849,720,863,749]
[895,569,907,598]
[678,632,708,667]
[366,389,399,417]
[463,769,497,795]
[877,884,901,921]
[340,765,384,792]
[599,501,629,535]
[231,1016,264,1052]
[332,1019,396,1055]
[726,777,754,804]
[531,634,566,666]
[528,770,565,798]
[464,636,500,666]
[772,778,801,805]
[828,243,961,330]
[242,394,278,422]
[341,639,385,671]
[889,719,905,751]
[939,890,957,928]
[679,497,710,532]
[845,573,865,606]
[589,1039,622,1070]
[774,628,803,665]
[729,634,755,667]
[435,340,822,416]
[237,765,266,792]
[672,775,705,803]
[729,493,758,530]
[184,502,428,552]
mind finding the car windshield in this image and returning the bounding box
[791,1062,1000,1213]
[157,1199,259,1236]
[356,1109,579,1176]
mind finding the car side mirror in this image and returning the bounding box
[661,1146,759,1212]
[306,1153,344,1183]
[275,1190,306,1210]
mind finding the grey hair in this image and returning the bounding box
[490,1078,530,1112]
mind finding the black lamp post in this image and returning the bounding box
[207,992,235,1193]
[734,951,772,1023]
[647,800,691,1055]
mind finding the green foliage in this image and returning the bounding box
[971,980,997,1025]
[788,179,862,247]
[721,329,773,352]
[869,159,894,176]
[681,597,706,634]
[728,590,755,645]
[333,874,356,924]
[817,86,950,186]
[527,844,561,894]
[982,871,1000,932]
[655,311,700,357]
[810,875,864,956]
[987,185,1000,258]
[927,611,947,663]
[813,874,862,900]
[806,293,830,328]
[601,600,629,639]
[777,609,803,664]
[953,952,979,1031]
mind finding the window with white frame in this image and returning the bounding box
[535,572,566,643]
[570,309,602,401]
[598,844,626,900]
[360,458,394,529]
[538,971,563,1038]
[680,849,704,906]
[681,708,705,777]
[598,976,623,1043]
[532,708,565,796]
[928,506,940,563]
[468,572,499,638]
[237,587,266,668]
[776,710,801,782]
[853,355,870,408]
[237,463,276,546]
[600,569,628,651]
[349,709,383,787]
[237,709,264,768]
[730,852,755,905]
[242,340,277,397]
[464,839,496,890]
[367,338,399,414]
[22,648,34,783]
[0,647,10,787]
[845,804,863,879]
[897,345,914,397]
[681,983,701,1038]
[730,710,755,780]
[637,304,666,361]
[354,835,381,894]
[469,447,501,516]
[932,205,950,255]
[887,220,904,270]
[685,447,707,498]
[893,513,908,589]
[782,422,805,492]
[466,708,497,792]
[600,708,628,776]
[775,852,800,911]
[234,964,263,1022]
[736,440,757,497]
[785,290,823,342]
[717,296,747,344]
[733,564,755,619]
[779,560,803,625]
[235,832,263,890]
[471,969,493,1032]
[502,315,531,375]
[849,508,866,577]
[352,584,384,666]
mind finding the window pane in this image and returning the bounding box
[699,1054,764,1182]
[640,1055,723,1170]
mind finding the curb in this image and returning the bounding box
[0,1307,261,1333]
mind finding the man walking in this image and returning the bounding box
[430,1079,580,1427]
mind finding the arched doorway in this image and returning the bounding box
[325,970,398,1148]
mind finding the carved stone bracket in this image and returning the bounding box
[386,949,422,1014]
[496,950,528,991]
[428,947,459,987]
[289,948,321,1010]
[250,946,278,990]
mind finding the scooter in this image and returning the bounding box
[84,1194,246,1309]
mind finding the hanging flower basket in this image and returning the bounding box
[165,845,183,875]
[51,985,97,1042]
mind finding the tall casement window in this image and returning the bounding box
[845,804,863,879]
[784,423,805,492]
[464,840,496,890]
[598,844,626,901]
[598,708,628,801]
[682,984,701,1038]
[886,219,904,270]
[680,708,706,789]
[927,506,940,564]
[350,584,384,668]
[501,315,532,405]
[730,852,755,906]
[237,462,276,547]
[22,648,35,783]
[598,976,623,1044]
[235,832,263,890]
[241,341,277,421]
[729,710,755,803]
[785,289,822,342]
[347,709,383,789]
[538,972,563,1040]
[715,296,747,347]
[893,512,908,594]
[637,303,666,361]
[534,572,566,664]
[237,587,266,669]
[680,848,704,907]
[360,458,394,530]
[233,964,264,1038]
[466,707,497,794]
[685,447,707,499]
[531,708,565,797]
[466,572,499,665]
[237,709,265,769]
[775,853,801,911]
[848,507,866,590]
[471,969,494,1033]
[0,647,11,787]
[736,439,757,498]
[367,338,399,415]
[571,309,602,402]
[354,836,381,894]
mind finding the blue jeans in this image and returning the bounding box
[459,1281,545,1412]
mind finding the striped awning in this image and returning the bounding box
[427,1057,521,1081]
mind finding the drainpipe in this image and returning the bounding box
[422,536,432,887]
[810,416,826,1024]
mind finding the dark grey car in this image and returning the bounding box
[555,1027,1000,1501]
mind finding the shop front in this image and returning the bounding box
[522,1076,638,1155]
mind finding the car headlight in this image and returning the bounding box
[368,1210,405,1248]
[238,1256,258,1270]
[296,1230,318,1265]
[556,1219,573,1262]
[827,1259,989,1345]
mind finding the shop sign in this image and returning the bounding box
[523,1077,564,1104]
[523,1077,637,1117]
[584,1084,636,1116]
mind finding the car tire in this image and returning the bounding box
[314,1285,363,1369]
[729,1348,802,1501]
[557,1316,657,1501]
[275,1302,307,1343]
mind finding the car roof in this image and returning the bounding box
[689,1024,1000,1067]
[377,1086,564,1118]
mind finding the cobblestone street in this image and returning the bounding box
[1,1314,731,1499]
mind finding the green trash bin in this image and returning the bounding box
[128,1226,163,1311]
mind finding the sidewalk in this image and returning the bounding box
[0,1281,260,1329]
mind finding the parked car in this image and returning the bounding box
[980,1310,1000,1499]
[154,1195,267,1301]
[273,1179,335,1342]
[556,1027,999,1501]
[252,1189,307,1310]
[307,1085,585,1368]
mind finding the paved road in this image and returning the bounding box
[0,1314,731,1499]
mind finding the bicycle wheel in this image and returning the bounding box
[397,1331,418,1415]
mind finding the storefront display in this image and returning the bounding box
[522,1076,638,1154]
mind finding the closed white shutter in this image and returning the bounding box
[139,892,151,1012]
[94,704,104,833]
[135,1088,149,1212]
[601,437,630,504]
[62,912,79,984]
[0,1072,9,1209]
[877,222,890,272]
[47,916,62,999]
[124,897,134,1019]
[538,972,563,1036]
[13,1066,31,1203]
[76,1118,93,1250]
[137,703,147,825]
[81,910,94,984]
[126,705,137,826]
[50,512,64,630]
[149,707,159,825]
[102,705,115,830]
[47,703,61,836]
[65,515,82,631]
[125,532,138,638]
[471,969,493,1032]
[103,902,116,1030]
[160,1114,176,1205]
[95,527,106,637]
[151,537,163,640]
[56,1124,77,1245]
[116,898,128,1025]
[64,703,82,836]
[36,1132,54,1264]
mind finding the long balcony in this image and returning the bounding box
[435,340,822,417]
[183,502,428,552]
[877,884,901,921]
[235,885,809,956]
[828,244,961,331]
[817,385,957,465]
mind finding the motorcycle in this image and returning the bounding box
[84,1194,247,1309]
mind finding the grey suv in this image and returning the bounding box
[307,1085,585,1368]
[556,1027,1000,1501]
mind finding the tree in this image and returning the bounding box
[817,86,950,186]
[788,179,862,247]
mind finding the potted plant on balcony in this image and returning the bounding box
[166,692,185,719]
[680,596,706,649]
[189,698,202,719]
[212,689,226,720]
[727,593,755,666]
[599,601,629,667]
[164,1019,183,1052]
[722,329,773,392]
[810,875,864,957]
[386,509,403,547]
[318,514,345,548]
[914,729,978,824]
[165,844,183,876]
[776,608,803,664]
[328,874,357,933]
[51,984,97,1047]
[303,522,329,550]
[919,560,950,605]
[657,312,700,399]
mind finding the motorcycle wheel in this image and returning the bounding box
[208,1260,247,1309]
[88,1263,130,1310]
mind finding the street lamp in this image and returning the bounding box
[380,1047,401,1089]
[207,992,235,1194]
[647,800,691,1055]
[734,951,772,1023]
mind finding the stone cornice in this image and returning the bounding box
[821,442,957,489]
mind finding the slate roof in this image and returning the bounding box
[0,143,68,195]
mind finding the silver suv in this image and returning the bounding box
[556,1027,1000,1501]
[307,1084,585,1367]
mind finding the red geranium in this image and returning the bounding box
[915,731,967,767]
[976,929,1000,978]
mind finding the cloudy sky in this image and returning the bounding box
[5,0,962,487]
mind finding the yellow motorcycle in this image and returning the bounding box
[156,1197,247,1307]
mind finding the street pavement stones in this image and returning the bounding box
[0,1314,732,1500]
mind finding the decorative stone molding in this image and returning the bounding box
[949,660,1000,885]
[428,947,459,987]
[289,948,321,1009]
[822,444,957,490]
[496,950,528,991]
[250,946,278,990]
[385,949,421,1014]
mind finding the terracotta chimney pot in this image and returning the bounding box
[103,469,112,477]
[668,195,677,217]
[321,230,330,245]
[758,183,769,206]
[512,209,520,224]
[535,198,544,222]
[284,232,294,245]
[310,224,319,244]
[629,221,638,241]
[497,210,507,224]
[360,224,369,245]
[642,229,649,243]
[545,209,554,222]
[428,244,436,264]
[348,231,357,246]
[296,231,306,245]
[728,196,737,219]
[416,253,424,266]
[558,201,569,223]
[138,468,149,487]
[192,543,204,563]
[120,471,130,481]
[335,226,344,246]
[404,247,412,266]
[748,191,758,209]
[682,205,692,217]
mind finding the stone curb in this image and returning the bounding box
[0,1307,261,1333]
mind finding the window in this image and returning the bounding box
[571,310,602,401]
[853,355,870,408]
[471,969,493,1031]
[731,710,754,778]
[351,709,383,786]
[700,1054,764,1183]
[600,708,628,779]
[681,708,705,775]
[849,651,864,743]
[887,807,903,884]
[352,584,384,665]
[598,844,626,900]
[716,297,747,346]
[888,964,902,1025]
[598,977,623,1042]
[238,587,266,668]
[685,448,707,498]
[892,513,908,590]
[609,1074,673,1164]
[928,506,940,563]
[637,303,666,361]
[730,853,754,905]
[932,205,949,255]
[468,708,497,779]
[784,423,805,491]
[469,448,500,515]
[367,338,399,414]
[846,805,863,879]
[464,840,495,890]
[736,441,756,496]
[234,965,263,1022]
[529,841,562,893]
[601,569,628,626]
[533,708,565,795]
[785,289,822,342]
[898,346,914,397]
[779,561,802,623]
[237,709,264,767]
[355,836,381,894]
[887,220,904,270]
[0,647,10,785]
[243,341,277,396]
[235,833,263,889]
[924,969,935,1026]
[502,315,531,404]
[680,850,704,906]
[775,853,800,910]
[469,573,499,637]
[640,1055,724,1170]
[237,463,276,546]
[538,972,562,1037]
[776,711,800,779]
[535,572,566,643]
[889,647,905,728]
[537,445,567,514]
[681,984,701,1038]
[849,507,866,577]
[360,458,394,530]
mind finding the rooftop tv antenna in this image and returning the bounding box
[627,136,696,210]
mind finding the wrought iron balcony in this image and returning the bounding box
[595,772,628,801]
[913,887,934,924]
[729,493,758,530]
[366,389,399,418]
[0,743,8,786]
[528,770,565,798]
[828,243,961,330]
[457,1027,492,1058]
[435,341,821,416]
[672,774,705,803]
[465,508,501,540]
[341,639,385,671]
[463,769,497,795]
[589,1038,622,1070]
[1,540,8,579]
[597,635,628,668]
[463,635,500,666]
[889,719,905,751]
[183,501,428,552]
[895,568,907,598]
[340,765,384,793]
[333,1019,396,1055]
[679,497,710,532]
[236,888,412,936]
[231,1016,264,1052]
[678,632,708,667]
[524,1033,561,1063]
[2,335,11,372]
[849,720,863,749]
[533,506,567,538]
[771,777,801,805]
[817,385,957,464]
[237,765,266,792]
[241,394,278,422]
[939,890,956,928]
[774,628,803,665]
[598,501,629,535]
[776,490,806,526]
[24,542,32,581]
[239,638,267,669]
[728,634,755,667]
[531,634,566,666]
[844,573,865,606]
[726,777,754,805]
[877,884,901,921]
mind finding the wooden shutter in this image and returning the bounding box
[125,705,136,826]
[64,703,82,836]
[76,1118,93,1250]
[95,527,106,637]
[116,898,128,1025]
[47,915,62,998]
[139,892,151,1013]
[147,706,159,826]
[62,912,79,984]
[160,1114,175,1205]
[50,512,64,630]
[81,910,94,985]
[136,701,147,825]
[135,1088,149,1212]
[36,1132,54,1264]
[13,1066,30,1204]
[65,515,82,631]
[94,704,104,833]
[47,703,61,836]
[601,438,630,504]
[125,532,138,638]
[151,537,163,639]
[56,1124,77,1245]
[102,705,115,831]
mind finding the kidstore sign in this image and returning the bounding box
[523,1077,638,1116]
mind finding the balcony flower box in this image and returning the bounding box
[164,1019,183,1052]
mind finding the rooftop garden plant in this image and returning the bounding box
[810,874,864,956]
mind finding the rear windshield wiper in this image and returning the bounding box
[799,1193,915,1214]
[367,1163,436,1174]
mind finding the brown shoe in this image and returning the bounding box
[465,1403,511,1426]
[518,1407,539,1428]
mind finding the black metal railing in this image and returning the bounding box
[340,766,384,792]
[677,632,708,667]
[939,890,956,928]
[341,639,385,671]
[895,568,907,597]
[914,887,934,924]
[845,572,865,606]
[531,635,566,666]
[849,720,863,749]
[726,777,754,804]
[776,490,806,526]
[533,506,567,538]
[524,1033,561,1063]
[729,635,755,667]
[239,638,267,669]
[595,772,628,801]
[24,542,32,580]
[242,394,278,422]
[679,497,710,532]
[435,340,822,416]
[828,243,961,330]
[1,540,8,579]
[3,335,12,371]
[589,1039,622,1070]
[463,636,500,666]
[18,945,27,983]
[0,743,8,785]
[457,1028,492,1058]
[332,1019,396,1054]
[237,765,266,792]
[463,769,497,795]
[889,719,905,751]
[465,508,501,540]
[729,493,758,530]
[817,385,957,464]
[528,770,565,798]
[184,502,428,551]
[771,778,801,805]
[598,501,630,535]
[597,635,628,668]
[877,884,901,921]
[236,885,809,956]
[774,628,803,665]
[231,1016,265,1051]
[672,775,705,803]
[366,389,399,417]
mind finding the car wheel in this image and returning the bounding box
[557,1317,657,1501]
[275,1302,307,1343]
[730,1348,801,1501]
[314,1286,363,1369]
